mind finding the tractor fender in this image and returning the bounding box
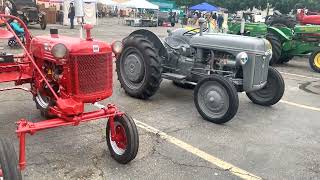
[129,29,168,58]
[267,27,291,41]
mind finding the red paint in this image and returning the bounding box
[0,14,124,174]
[297,10,320,25]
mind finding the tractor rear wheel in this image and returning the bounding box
[266,32,282,65]
[194,75,239,124]
[106,113,139,164]
[309,50,320,73]
[246,67,284,106]
[117,35,162,99]
[268,16,297,28]
[0,138,22,180]
[279,54,294,64]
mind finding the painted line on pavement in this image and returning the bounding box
[134,119,262,180]
[280,100,320,112]
[280,71,320,80]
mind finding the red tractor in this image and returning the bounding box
[297,9,320,25]
[0,14,139,180]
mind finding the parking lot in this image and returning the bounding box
[0,18,320,180]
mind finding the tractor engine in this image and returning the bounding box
[30,28,113,115]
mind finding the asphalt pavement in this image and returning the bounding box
[0,18,319,180]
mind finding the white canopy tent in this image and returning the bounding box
[63,0,98,25]
[121,0,159,9]
[97,0,119,6]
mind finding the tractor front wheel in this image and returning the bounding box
[34,90,55,119]
[309,50,320,73]
[246,67,284,106]
[116,35,162,99]
[194,75,239,124]
[0,138,22,180]
[106,113,139,164]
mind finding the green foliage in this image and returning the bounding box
[174,0,320,14]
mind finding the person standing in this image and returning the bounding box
[217,14,224,31]
[68,3,75,29]
[4,2,11,15]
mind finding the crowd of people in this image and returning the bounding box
[187,11,225,31]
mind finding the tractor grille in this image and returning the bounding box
[253,56,268,85]
[70,53,113,95]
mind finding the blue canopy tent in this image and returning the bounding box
[189,2,218,11]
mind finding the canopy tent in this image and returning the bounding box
[121,0,159,9]
[63,0,98,25]
[97,0,119,6]
[189,2,218,12]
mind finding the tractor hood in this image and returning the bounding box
[190,33,268,55]
[31,35,112,57]
[294,25,320,34]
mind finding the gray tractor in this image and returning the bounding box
[116,19,285,124]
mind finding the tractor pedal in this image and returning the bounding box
[162,73,186,81]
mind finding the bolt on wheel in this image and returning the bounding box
[106,113,139,164]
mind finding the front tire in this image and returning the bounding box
[34,90,55,119]
[0,138,22,180]
[194,75,239,124]
[246,67,285,106]
[106,114,139,164]
[309,50,320,73]
[117,35,162,99]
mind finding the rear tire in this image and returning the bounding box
[194,75,239,124]
[246,67,284,106]
[117,35,162,99]
[309,50,320,73]
[0,138,22,180]
[268,16,297,28]
[266,32,282,65]
[279,54,294,64]
[106,114,139,164]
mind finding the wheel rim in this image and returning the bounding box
[35,91,50,109]
[120,47,146,90]
[109,121,127,155]
[197,81,229,119]
[314,53,320,68]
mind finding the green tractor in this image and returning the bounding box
[228,21,320,73]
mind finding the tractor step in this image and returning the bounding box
[162,73,186,81]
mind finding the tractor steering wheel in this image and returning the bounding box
[183,27,208,36]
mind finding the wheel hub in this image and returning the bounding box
[124,54,144,83]
[109,123,127,155]
[315,53,320,68]
[205,90,223,110]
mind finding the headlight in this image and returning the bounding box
[51,43,68,59]
[236,52,248,65]
[112,41,123,54]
